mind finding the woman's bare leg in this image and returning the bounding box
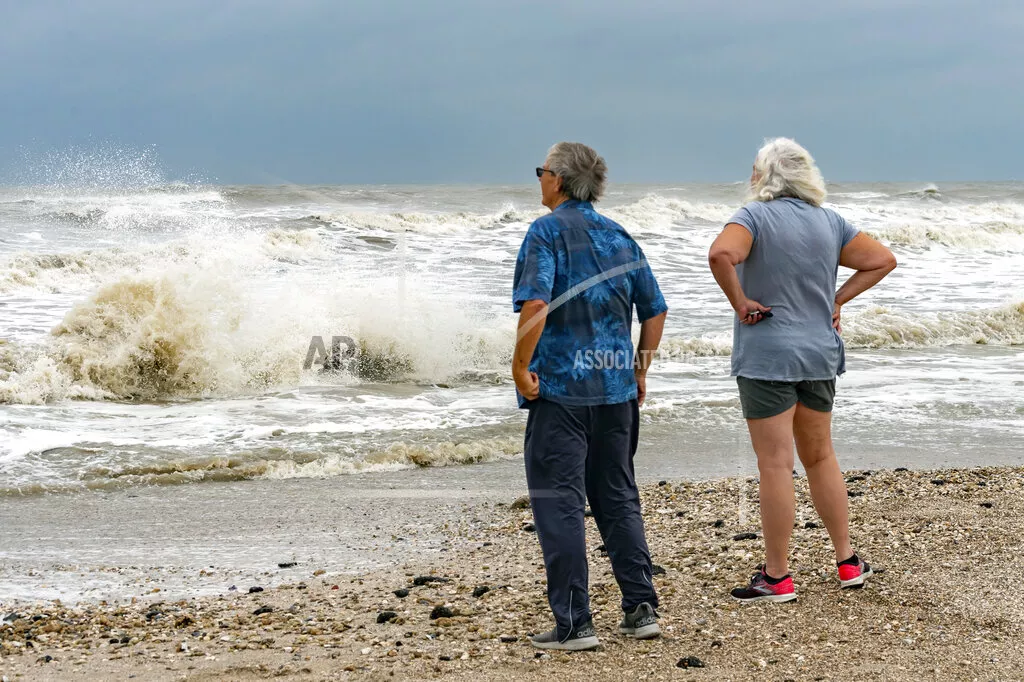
[793,403,853,562]
[746,406,797,578]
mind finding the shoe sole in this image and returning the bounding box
[530,636,600,651]
[619,623,661,639]
[732,593,797,604]
[840,567,874,589]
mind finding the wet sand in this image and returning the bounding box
[2,466,1023,681]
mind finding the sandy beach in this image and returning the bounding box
[2,465,1022,681]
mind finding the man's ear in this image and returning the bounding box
[555,176,564,194]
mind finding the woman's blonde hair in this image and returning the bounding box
[750,138,827,207]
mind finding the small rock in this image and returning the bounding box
[109,638,120,644]
[394,588,411,598]
[174,615,194,628]
[847,490,864,497]
[313,569,326,576]
[412,576,451,586]
[931,479,946,486]
[535,652,550,659]
[651,564,666,575]
[522,523,536,532]
[278,562,297,569]
[439,654,452,661]
[248,586,264,594]
[361,647,372,655]
[500,635,518,643]
[430,606,455,620]
[120,636,130,644]
[712,520,725,528]
[732,532,758,541]
[711,640,722,648]
[676,511,686,517]
[847,475,866,482]
[980,502,994,508]
[895,467,909,472]
[804,521,819,529]
[472,586,491,598]
[2,613,20,624]
[677,656,705,668]
[658,480,668,486]
[377,611,399,624]
[145,609,162,621]
[510,496,531,509]
[37,655,54,664]
[253,606,273,616]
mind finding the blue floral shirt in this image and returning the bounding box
[512,200,667,407]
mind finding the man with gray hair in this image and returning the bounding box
[512,142,668,650]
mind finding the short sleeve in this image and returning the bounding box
[726,204,759,241]
[512,222,556,312]
[631,247,668,322]
[838,213,859,247]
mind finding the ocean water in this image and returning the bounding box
[1,177,1023,497]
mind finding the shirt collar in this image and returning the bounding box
[554,199,593,212]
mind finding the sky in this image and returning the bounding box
[1,0,1021,184]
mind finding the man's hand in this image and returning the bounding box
[832,302,843,334]
[634,370,647,407]
[735,298,771,325]
[514,369,540,401]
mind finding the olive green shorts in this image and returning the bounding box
[736,376,836,420]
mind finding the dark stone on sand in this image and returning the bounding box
[847,475,866,482]
[978,481,987,487]
[394,588,410,598]
[677,656,705,668]
[109,638,120,644]
[847,490,864,497]
[658,480,668,486]
[711,640,723,648]
[894,467,908,472]
[500,635,518,643]
[713,520,725,528]
[377,611,398,624]
[145,609,162,621]
[732,533,758,541]
[510,496,531,510]
[472,586,490,598]
[228,585,237,591]
[980,502,994,508]
[931,479,947,486]
[2,612,20,623]
[278,562,297,568]
[804,521,819,529]
[651,564,666,575]
[248,586,264,593]
[430,606,455,620]
[522,523,536,532]
[174,615,194,628]
[676,511,686,517]
[38,655,53,663]
[120,636,130,644]
[439,654,452,661]
[412,576,451,586]
[395,640,403,646]
[252,606,273,616]
[483,541,493,546]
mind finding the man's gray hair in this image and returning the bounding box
[750,138,827,207]
[545,142,607,203]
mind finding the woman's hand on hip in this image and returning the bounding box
[736,299,771,325]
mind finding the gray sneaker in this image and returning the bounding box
[619,602,660,639]
[530,619,600,651]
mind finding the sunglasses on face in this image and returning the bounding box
[535,167,556,178]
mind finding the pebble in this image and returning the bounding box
[430,606,455,620]
[278,562,297,569]
[677,656,704,668]
[522,523,536,532]
[732,533,758,541]
[472,586,491,598]
[713,519,725,528]
[412,576,451,586]
[377,611,399,624]
[394,588,411,598]
[510,496,531,510]
[252,606,273,616]
[248,586,264,593]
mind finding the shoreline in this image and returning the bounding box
[2,465,1023,680]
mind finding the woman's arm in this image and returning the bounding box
[708,223,771,324]
[833,233,897,332]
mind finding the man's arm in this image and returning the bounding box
[633,311,666,407]
[513,299,548,401]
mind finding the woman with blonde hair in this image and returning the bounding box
[708,138,897,602]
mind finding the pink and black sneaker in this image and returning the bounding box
[730,565,796,603]
[838,554,873,589]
